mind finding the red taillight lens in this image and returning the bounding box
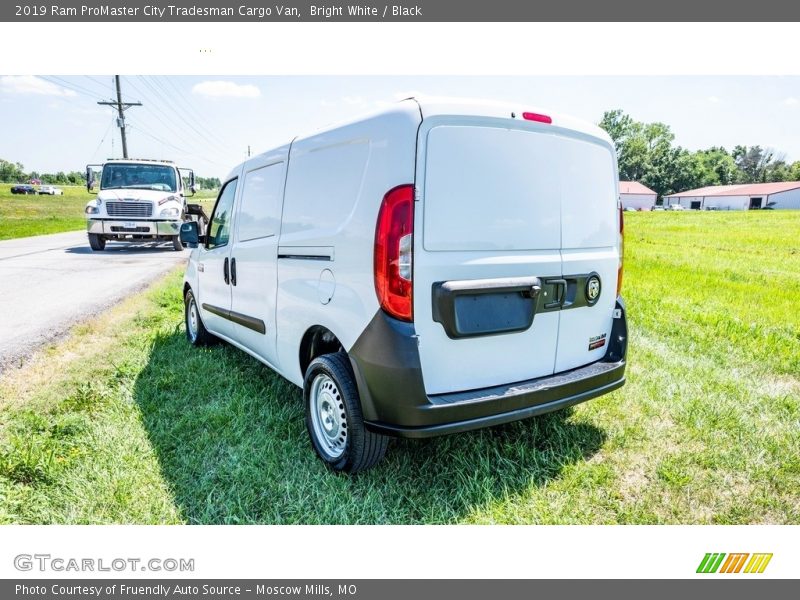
[374,184,414,321]
[522,112,552,124]
[617,201,624,296]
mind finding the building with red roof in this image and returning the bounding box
[619,181,657,210]
[664,182,800,210]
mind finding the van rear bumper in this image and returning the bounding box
[349,298,627,439]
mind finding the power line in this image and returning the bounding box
[146,76,235,152]
[123,76,211,152]
[140,75,234,153]
[127,122,229,170]
[84,75,117,96]
[159,76,232,148]
[42,75,106,101]
[90,115,116,161]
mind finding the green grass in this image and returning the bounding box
[0,186,218,241]
[0,211,798,523]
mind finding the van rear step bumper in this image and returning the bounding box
[349,298,627,439]
[365,360,624,438]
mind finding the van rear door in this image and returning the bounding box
[553,135,619,373]
[413,118,563,395]
[413,114,619,395]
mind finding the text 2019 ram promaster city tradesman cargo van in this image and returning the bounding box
[180,98,628,472]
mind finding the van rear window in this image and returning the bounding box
[422,125,616,252]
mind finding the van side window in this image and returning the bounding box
[237,162,285,242]
[207,178,238,249]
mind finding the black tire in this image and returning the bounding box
[88,233,105,251]
[304,352,388,473]
[172,235,184,251]
[184,289,214,346]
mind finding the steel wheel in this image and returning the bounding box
[308,373,348,459]
[187,296,199,342]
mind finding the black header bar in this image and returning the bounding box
[4,0,800,22]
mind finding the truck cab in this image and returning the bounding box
[84,159,198,251]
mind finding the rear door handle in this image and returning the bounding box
[223,257,230,285]
[230,257,237,286]
[544,278,567,309]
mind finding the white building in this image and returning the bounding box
[619,181,657,210]
[664,182,800,210]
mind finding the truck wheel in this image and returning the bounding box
[88,233,105,251]
[304,352,388,473]
[172,236,184,251]
[184,289,214,346]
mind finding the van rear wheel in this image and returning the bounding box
[304,352,388,473]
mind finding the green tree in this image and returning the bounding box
[693,147,738,185]
[732,145,779,183]
[0,159,26,183]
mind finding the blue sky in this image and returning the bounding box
[1,75,798,180]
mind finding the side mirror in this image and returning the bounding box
[86,168,96,193]
[180,221,203,248]
[190,185,197,196]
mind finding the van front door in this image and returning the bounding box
[226,153,288,368]
[197,177,239,337]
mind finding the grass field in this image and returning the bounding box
[0,185,218,241]
[0,186,89,240]
[0,211,798,524]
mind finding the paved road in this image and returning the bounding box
[0,231,189,372]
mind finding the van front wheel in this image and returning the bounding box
[184,289,214,346]
[304,352,388,473]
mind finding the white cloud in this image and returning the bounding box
[0,75,76,97]
[784,97,798,106]
[707,96,720,103]
[191,80,261,98]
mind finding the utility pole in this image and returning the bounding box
[247,145,251,157]
[98,75,141,159]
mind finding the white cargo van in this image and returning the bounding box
[180,98,628,472]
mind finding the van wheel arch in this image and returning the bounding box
[299,326,344,377]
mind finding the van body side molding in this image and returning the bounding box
[277,245,334,261]
[201,303,266,334]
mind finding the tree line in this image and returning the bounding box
[1,158,221,191]
[600,110,800,199]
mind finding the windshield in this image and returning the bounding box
[100,164,178,192]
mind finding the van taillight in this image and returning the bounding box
[374,184,414,321]
[617,201,624,296]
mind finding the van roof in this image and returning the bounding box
[410,96,612,143]
[229,97,614,182]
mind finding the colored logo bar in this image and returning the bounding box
[697,553,773,574]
